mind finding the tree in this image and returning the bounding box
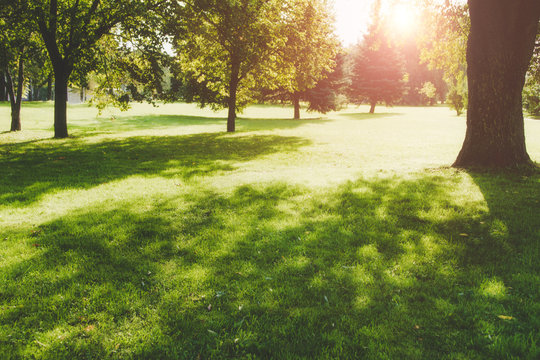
[0,72,7,101]
[303,52,349,114]
[523,25,540,116]
[25,0,164,138]
[419,0,469,115]
[350,0,405,114]
[453,0,540,168]
[280,0,338,119]
[172,0,288,132]
[0,2,37,131]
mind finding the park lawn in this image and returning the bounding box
[0,102,539,359]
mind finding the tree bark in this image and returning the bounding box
[53,63,71,138]
[47,73,53,101]
[293,92,301,119]
[0,72,6,101]
[369,102,376,114]
[5,54,25,132]
[454,0,540,168]
[227,60,240,133]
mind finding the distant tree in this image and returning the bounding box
[172,0,288,132]
[0,2,38,131]
[523,25,540,116]
[350,0,405,114]
[280,0,339,119]
[419,81,437,105]
[420,0,469,115]
[453,0,540,168]
[303,52,349,114]
[0,72,7,101]
[395,27,445,106]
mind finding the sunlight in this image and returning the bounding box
[388,2,419,36]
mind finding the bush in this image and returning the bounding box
[523,82,540,116]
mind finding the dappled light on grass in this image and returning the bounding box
[1,170,539,358]
[0,133,309,208]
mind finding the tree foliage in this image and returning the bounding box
[280,0,339,119]
[172,0,289,132]
[350,0,405,114]
[21,0,166,138]
[420,0,469,115]
[303,52,349,114]
[0,1,44,131]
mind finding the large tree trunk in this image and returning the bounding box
[227,60,240,133]
[53,63,71,138]
[293,92,301,119]
[454,0,540,168]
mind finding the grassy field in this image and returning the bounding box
[1,102,539,359]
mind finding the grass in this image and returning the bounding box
[1,102,539,359]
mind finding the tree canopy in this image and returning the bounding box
[350,0,405,114]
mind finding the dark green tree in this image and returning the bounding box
[0,1,40,131]
[350,0,405,114]
[303,52,349,114]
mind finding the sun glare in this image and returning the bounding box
[334,0,422,45]
[389,3,418,35]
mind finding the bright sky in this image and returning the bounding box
[333,0,374,46]
[333,0,466,46]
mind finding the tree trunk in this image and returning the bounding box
[369,102,376,114]
[293,92,301,119]
[47,73,53,101]
[5,54,25,132]
[28,82,34,102]
[454,0,540,168]
[227,60,240,133]
[53,64,71,138]
[0,72,6,101]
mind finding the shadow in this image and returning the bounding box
[237,117,332,131]
[0,133,309,207]
[337,112,404,120]
[66,114,332,136]
[68,114,225,133]
[2,172,538,358]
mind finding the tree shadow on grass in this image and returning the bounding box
[459,168,540,356]
[336,112,404,121]
[2,172,538,358]
[0,133,310,207]
[66,114,332,135]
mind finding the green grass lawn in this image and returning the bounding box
[1,102,539,359]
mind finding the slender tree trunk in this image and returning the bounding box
[53,64,71,138]
[454,0,540,168]
[5,71,21,132]
[227,60,240,133]
[47,73,53,101]
[80,87,84,102]
[369,102,376,114]
[293,92,301,119]
[5,54,25,131]
[28,82,34,102]
[0,72,6,101]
